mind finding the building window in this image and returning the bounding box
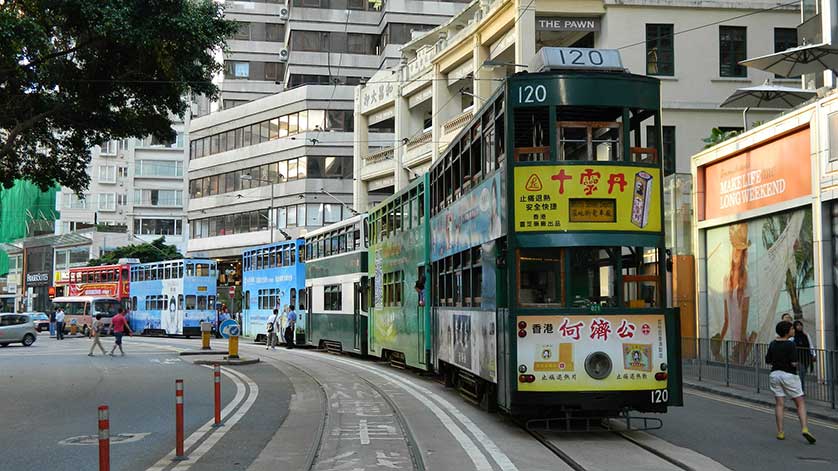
[134,189,183,207]
[117,166,129,178]
[774,28,798,78]
[719,26,747,78]
[189,210,268,239]
[224,61,250,79]
[98,165,116,183]
[647,126,676,176]
[233,22,251,40]
[100,140,117,155]
[135,160,183,177]
[646,24,674,76]
[134,218,183,236]
[116,193,127,206]
[63,193,89,209]
[265,23,284,42]
[324,284,342,311]
[98,193,116,211]
[265,62,281,81]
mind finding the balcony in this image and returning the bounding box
[361,146,396,181]
[405,131,432,163]
[364,146,395,164]
[440,109,473,149]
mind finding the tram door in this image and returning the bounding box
[353,282,362,351]
[417,266,426,365]
[304,287,312,341]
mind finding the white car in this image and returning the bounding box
[0,313,38,347]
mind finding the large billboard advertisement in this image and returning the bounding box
[705,207,814,353]
[430,172,504,261]
[435,309,497,383]
[513,165,661,232]
[516,314,668,392]
[701,127,810,221]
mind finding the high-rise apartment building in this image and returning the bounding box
[55,117,190,253]
[187,0,471,263]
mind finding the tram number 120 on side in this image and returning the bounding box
[518,84,547,104]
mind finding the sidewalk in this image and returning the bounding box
[684,379,838,423]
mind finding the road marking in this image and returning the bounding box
[314,352,520,471]
[686,389,838,430]
[281,348,500,471]
[170,366,260,471]
[59,432,150,445]
[359,419,371,445]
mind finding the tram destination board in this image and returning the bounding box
[568,198,616,223]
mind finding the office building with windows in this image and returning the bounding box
[188,0,473,266]
[55,118,189,253]
[353,0,799,210]
[215,0,470,111]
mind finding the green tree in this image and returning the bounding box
[87,237,182,266]
[702,127,741,149]
[0,0,236,192]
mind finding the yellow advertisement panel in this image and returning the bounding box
[516,314,668,392]
[513,165,661,232]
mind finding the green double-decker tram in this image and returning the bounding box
[367,47,682,419]
[303,214,370,354]
[367,176,431,369]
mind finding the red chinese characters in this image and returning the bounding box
[579,169,601,195]
[551,169,572,194]
[589,318,612,341]
[558,318,584,341]
[607,173,627,194]
[617,319,636,339]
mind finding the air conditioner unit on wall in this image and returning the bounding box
[278,48,290,62]
[279,6,289,20]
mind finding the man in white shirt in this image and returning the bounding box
[266,309,279,350]
[55,308,65,340]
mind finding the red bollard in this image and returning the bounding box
[213,364,221,427]
[98,405,110,471]
[175,379,186,460]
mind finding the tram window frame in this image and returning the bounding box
[557,121,622,161]
[197,295,207,310]
[517,248,565,307]
[324,284,342,311]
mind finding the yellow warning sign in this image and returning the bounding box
[525,174,543,191]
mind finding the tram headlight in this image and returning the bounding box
[584,352,613,380]
[517,321,527,330]
[517,329,527,338]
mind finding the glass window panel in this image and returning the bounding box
[308,110,325,131]
[269,118,280,140]
[279,115,289,137]
[297,157,307,179]
[287,159,298,180]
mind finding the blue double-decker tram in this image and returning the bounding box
[242,239,306,343]
[128,259,218,336]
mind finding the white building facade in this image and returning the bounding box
[352,0,800,209]
[55,118,190,253]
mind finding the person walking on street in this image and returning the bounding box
[55,307,65,340]
[109,308,132,356]
[266,309,279,350]
[88,314,107,356]
[793,320,816,392]
[49,308,57,337]
[766,320,816,443]
[284,305,297,349]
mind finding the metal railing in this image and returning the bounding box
[681,337,836,408]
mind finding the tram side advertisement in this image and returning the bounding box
[435,309,497,383]
[513,165,661,232]
[516,314,667,393]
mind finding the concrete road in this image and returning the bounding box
[0,333,287,471]
[650,388,838,471]
[6,333,836,471]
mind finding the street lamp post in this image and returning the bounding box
[240,173,281,244]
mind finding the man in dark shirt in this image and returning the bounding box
[765,321,815,443]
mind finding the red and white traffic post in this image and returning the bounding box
[98,405,110,471]
[213,364,222,427]
[174,379,186,460]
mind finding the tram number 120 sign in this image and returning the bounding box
[518,84,547,104]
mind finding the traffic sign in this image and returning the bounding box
[219,320,240,339]
[228,286,235,297]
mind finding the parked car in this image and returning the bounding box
[0,313,38,347]
[25,312,50,332]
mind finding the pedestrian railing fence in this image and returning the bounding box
[681,337,837,408]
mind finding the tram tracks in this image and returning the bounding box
[528,426,695,471]
[281,349,426,471]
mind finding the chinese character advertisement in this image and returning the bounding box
[516,314,668,392]
[513,165,661,232]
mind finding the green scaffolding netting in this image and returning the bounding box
[0,181,60,276]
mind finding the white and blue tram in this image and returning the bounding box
[128,259,218,336]
[242,239,306,343]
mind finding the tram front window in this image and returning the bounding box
[518,248,564,306]
[568,247,619,307]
